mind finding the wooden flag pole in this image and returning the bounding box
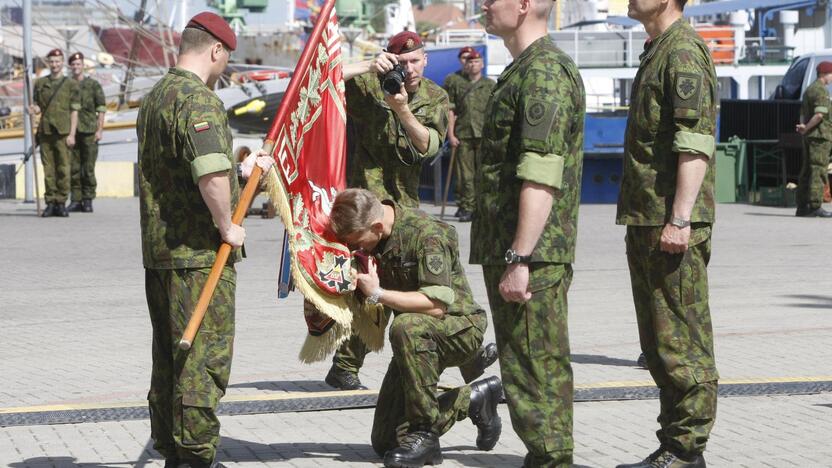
[179,0,339,350]
[439,146,457,219]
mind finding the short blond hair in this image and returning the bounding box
[329,188,384,238]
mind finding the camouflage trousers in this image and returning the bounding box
[625,226,718,457]
[483,263,574,468]
[38,133,71,204]
[145,267,236,464]
[71,132,99,201]
[453,138,480,212]
[796,138,831,210]
[371,311,487,456]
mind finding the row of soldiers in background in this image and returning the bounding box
[30,49,105,217]
[796,60,832,218]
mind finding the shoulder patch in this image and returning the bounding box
[426,253,445,276]
[522,97,558,141]
[675,73,701,107]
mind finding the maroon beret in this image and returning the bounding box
[466,50,482,60]
[46,48,63,58]
[818,61,832,75]
[186,12,237,51]
[386,31,423,55]
[68,52,84,63]
[458,46,475,58]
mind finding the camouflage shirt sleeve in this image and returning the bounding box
[443,75,457,111]
[809,84,830,115]
[180,95,232,183]
[420,88,450,158]
[94,81,107,114]
[666,47,717,158]
[515,65,574,189]
[345,73,375,118]
[69,80,81,112]
[416,234,455,307]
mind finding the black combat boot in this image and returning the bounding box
[55,203,69,217]
[460,342,498,383]
[457,209,472,222]
[177,459,226,468]
[617,449,705,468]
[82,199,93,213]
[383,430,442,467]
[41,203,55,217]
[796,204,832,217]
[67,201,84,212]
[468,376,502,451]
[325,364,368,390]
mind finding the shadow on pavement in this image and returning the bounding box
[572,354,638,367]
[444,449,594,468]
[780,294,832,309]
[218,438,378,463]
[9,457,127,467]
[228,379,334,392]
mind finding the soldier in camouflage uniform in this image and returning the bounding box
[328,188,502,468]
[445,50,495,222]
[324,31,451,391]
[795,61,832,218]
[138,13,273,467]
[32,48,80,217]
[67,52,106,213]
[615,2,719,467]
[470,1,585,466]
[443,46,473,218]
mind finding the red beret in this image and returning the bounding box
[818,61,832,75]
[458,46,475,58]
[68,52,84,63]
[466,50,482,60]
[46,48,63,58]
[186,12,237,51]
[386,31,423,55]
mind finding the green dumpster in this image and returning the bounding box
[715,136,747,203]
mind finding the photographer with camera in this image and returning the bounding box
[321,31,452,392]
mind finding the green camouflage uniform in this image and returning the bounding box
[34,74,80,204]
[469,36,585,467]
[138,67,241,464]
[71,76,106,202]
[371,201,487,456]
[446,75,496,212]
[797,79,832,211]
[615,19,719,459]
[333,73,450,375]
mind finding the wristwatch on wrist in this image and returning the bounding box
[669,216,691,228]
[504,249,532,264]
[366,288,384,305]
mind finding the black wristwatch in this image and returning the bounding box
[504,249,532,264]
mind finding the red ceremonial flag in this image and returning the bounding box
[262,0,358,361]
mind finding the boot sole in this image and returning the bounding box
[384,453,443,468]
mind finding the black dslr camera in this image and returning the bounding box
[381,63,408,95]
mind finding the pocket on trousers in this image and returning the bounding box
[181,391,219,445]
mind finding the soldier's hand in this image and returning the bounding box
[449,135,460,148]
[499,263,532,303]
[222,223,246,248]
[241,149,275,179]
[384,84,409,112]
[796,124,807,135]
[66,134,76,148]
[29,105,41,115]
[95,130,103,142]
[660,224,690,254]
[356,257,381,297]
[370,52,398,76]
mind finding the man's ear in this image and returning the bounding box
[371,220,385,235]
[211,42,223,61]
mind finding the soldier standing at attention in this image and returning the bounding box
[616,1,719,467]
[470,0,585,466]
[31,48,80,217]
[795,61,832,218]
[67,52,106,213]
[328,189,502,468]
[323,31,452,391]
[138,12,272,467]
[443,46,474,217]
[445,50,495,222]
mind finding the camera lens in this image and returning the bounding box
[382,64,406,95]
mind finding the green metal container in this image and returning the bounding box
[715,136,746,203]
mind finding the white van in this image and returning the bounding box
[774,49,832,100]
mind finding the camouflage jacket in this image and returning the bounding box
[443,70,466,111]
[469,36,585,266]
[450,76,497,139]
[33,74,80,135]
[345,73,449,208]
[376,201,483,320]
[137,67,241,269]
[616,19,717,226]
[801,79,832,141]
[75,76,106,134]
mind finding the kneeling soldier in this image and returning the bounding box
[329,188,502,468]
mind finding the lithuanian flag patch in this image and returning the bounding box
[193,121,211,133]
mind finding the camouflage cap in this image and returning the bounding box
[186,11,237,51]
[386,31,423,55]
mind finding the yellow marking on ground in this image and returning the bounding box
[14,161,136,198]
[3,377,831,415]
